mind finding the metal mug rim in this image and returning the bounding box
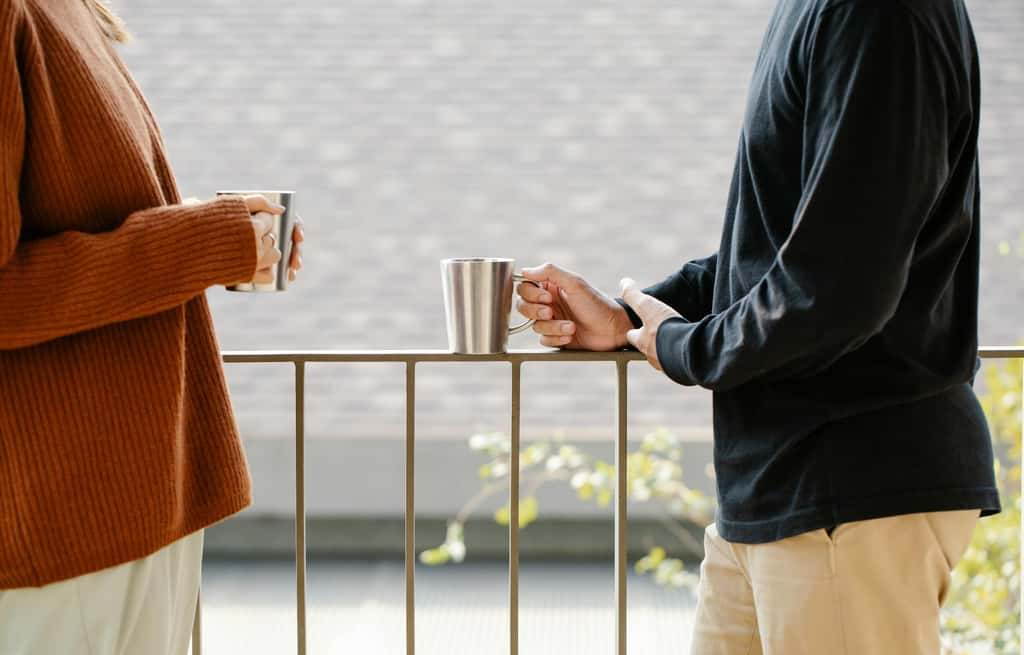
[441,257,515,265]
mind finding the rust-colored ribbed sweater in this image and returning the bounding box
[0,0,258,588]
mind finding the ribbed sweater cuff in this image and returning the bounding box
[172,196,257,288]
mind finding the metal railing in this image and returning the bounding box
[191,346,1024,655]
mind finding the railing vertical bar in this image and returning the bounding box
[615,360,628,655]
[1020,358,1023,636]
[406,362,417,655]
[191,589,201,655]
[509,361,522,655]
[295,361,307,655]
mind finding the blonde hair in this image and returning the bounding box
[83,0,131,43]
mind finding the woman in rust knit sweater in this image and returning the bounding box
[0,1,304,652]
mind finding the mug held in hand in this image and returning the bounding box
[217,189,296,293]
[441,257,542,354]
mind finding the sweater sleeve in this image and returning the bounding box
[0,8,258,350]
[654,4,957,390]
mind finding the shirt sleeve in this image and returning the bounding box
[617,252,718,329]
[654,3,957,390]
[0,5,258,350]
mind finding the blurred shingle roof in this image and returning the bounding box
[117,0,1024,441]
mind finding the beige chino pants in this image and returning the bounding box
[0,530,203,655]
[690,510,980,655]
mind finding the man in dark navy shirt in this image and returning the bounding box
[517,0,999,652]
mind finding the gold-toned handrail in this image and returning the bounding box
[192,346,1022,655]
[221,349,648,364]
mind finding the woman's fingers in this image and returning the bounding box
[251,211,273,234]
[243,195,285,215]
[253,267,275,284]
[288,218,304,281]
[258,232,282,268]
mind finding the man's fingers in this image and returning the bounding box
[520,262,583,292]
[620,277,668,321]
[532,320,575,336]
[516,298,554,321]
[626,328,642,350]
[539,335,573,348]
[619,277,643,307]
[517,281,552,303]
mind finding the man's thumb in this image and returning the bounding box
[521,263,579,290]
[625,328,642,350]
[619,277,641,308]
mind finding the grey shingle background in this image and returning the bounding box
[116,1,1023,443]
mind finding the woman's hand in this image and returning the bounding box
[244,195,284,284]
[288,216,304,282]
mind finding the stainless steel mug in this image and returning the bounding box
[441,258,541,354]
[216,190,296,292]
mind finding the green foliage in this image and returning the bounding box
[996,232,1024,259]
[422,355,1022,651]
[420,428,713,591]
[418,521,466,565]
[941,356,1022,655]
[635,546,700,588]
[494,497,539,528]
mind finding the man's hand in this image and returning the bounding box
[516,263,634,351]
[619,278,682,371]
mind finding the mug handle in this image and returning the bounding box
[509,274,543,335]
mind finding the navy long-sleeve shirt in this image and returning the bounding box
[627,0,1000,543]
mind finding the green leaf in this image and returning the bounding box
[419,547,450,566]
[635,547,666,573]
[494,498,539,528]
[520,496,539,528]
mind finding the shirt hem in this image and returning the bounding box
[716,486,1001,544]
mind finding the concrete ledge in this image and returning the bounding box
[204,515,706,563]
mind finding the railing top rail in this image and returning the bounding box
[222,349,648,364]
[221,346,1024,364]
[978,346,1024,358]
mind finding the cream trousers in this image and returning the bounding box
[690,510,980,655]
[0,530,203,655]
